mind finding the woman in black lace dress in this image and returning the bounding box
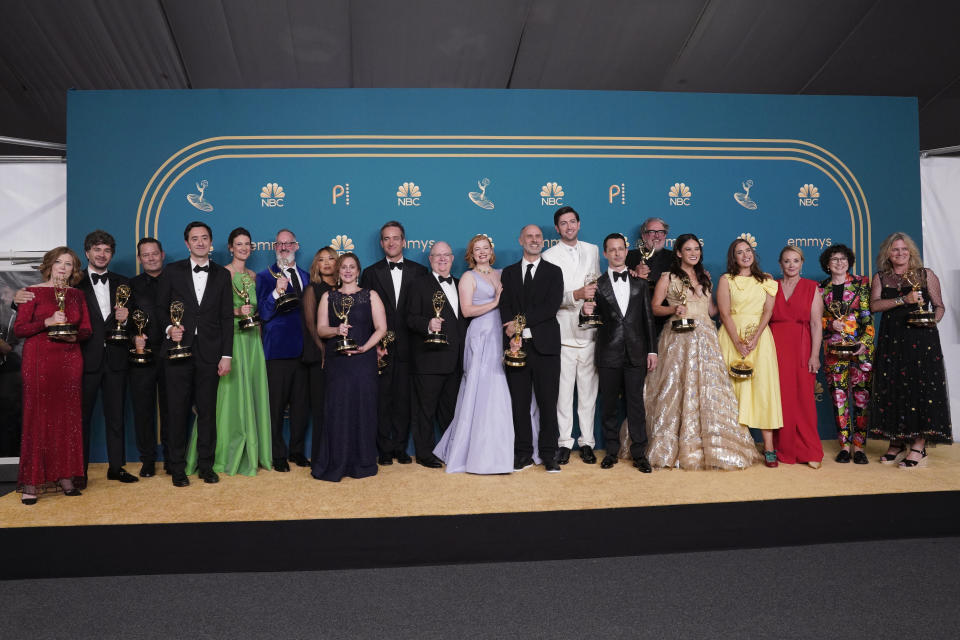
[868,232,952,468]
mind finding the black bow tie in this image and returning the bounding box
[613,271,628,282]
[389,261,403,270]
[90,272,107,285]
[193,264,209,273]
[438,275,453,285]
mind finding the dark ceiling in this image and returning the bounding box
[1,0,958,156]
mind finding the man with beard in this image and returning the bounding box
[626,217,673,336]
[256,229,311,472]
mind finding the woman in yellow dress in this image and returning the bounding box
[716,238,783,467]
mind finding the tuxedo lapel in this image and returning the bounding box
[598,275,622,320]
[378,262,398,313]
[624,276,643,317]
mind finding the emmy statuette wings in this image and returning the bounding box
[106,283,132,343]
[425,290,449,346]
[671,276,696,333]
[332,294,358,354]
[47,275,79,340]
[167,300,193,360]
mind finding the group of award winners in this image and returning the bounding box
[11,209,953,504]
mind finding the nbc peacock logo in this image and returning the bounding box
[540,181,564,206]
[260,183,285,208]
[738,232,757,248]
[798,184,820,207]
[669,182,692,206]
[397,182,421,206]
[330,235,355,255]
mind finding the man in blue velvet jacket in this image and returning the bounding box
[256,229,312,472]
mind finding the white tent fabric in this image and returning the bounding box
[920,156,959,439]
[0,162,66,266]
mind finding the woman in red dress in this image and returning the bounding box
[770,246,824,467]
[15,247,91,504]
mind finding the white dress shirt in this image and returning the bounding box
[609,267,630,317]
[190,258,209,304]
[88,269,111,321]
[434,272,458,317]
[389,260,404,307]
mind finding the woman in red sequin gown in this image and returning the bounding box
[770,246,824,467]
[15,247,91,504]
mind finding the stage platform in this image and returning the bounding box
[2,440,958,579]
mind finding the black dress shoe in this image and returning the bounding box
[835,449,851,463]
[172,474,190,487]
[600,454,618,469]
[139,461,156,478]
[288,454,311,467]
[513,455,534,471]
[74,477,88,490]
[544,460,561,473]
[198,469,220,484]
[556,447,571,465]
[580,445,597,464]
[273,459,291,472]
[378,453,394,465]
[416,456,443,469]
[852,450,869,465]
[21,496,38,505]
[633,457,652,473]
[107,468,139,483]
[63,488,82,497]
[395,450,413,464]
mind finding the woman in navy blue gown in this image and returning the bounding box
[311,253,387,481]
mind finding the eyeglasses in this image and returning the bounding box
[829,257,848,263]
[276,241,299,248]
[643,229,667,236]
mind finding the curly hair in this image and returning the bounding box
[818,244,855,275]
[39,247,83,286]
[83,229,115,253]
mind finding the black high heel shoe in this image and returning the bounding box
[898,448,928,469]
[21,496,38,505]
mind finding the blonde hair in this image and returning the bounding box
[778,245,804,262]
[876,232,923,274]
[309,246,338,284]
[465,234,496,269]
[39,247,82,285]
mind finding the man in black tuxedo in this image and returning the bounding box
[500,224,564,472]
[156,221,233,487]
[77,230,138,486]
[128,237,168,477]
[625,216,673,336]
[359,220,428,465]
[405,241,466,468]
[582,233,658,472]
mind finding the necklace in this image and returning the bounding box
[476,266,492,274]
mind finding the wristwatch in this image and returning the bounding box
[895,296,904,306]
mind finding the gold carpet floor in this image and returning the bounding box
[2,439,958,529]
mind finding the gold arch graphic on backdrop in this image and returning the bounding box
[136,136,872,274]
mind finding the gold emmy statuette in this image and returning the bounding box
[233,274,262,330]
[729,323,758,379]
[578,273,603,328]
[671,276,697,333]
[503,314,528,368]
[332,294,357,353]
[425,290,449,345]
[47,276,78,340]
[269,264,301,313]
[826,300,860,356]
[128,309,153,364]
[167,301,193,360]
[638,245,655,264]
[903,270,936,328]
[106,284,132,343]
[378,330,396,375]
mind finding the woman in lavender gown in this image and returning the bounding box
[434,234,515,473]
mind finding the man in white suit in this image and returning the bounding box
[541,206,601,464]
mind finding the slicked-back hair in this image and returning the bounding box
[553,206,579,227]
[380,221,406,240]
[137,237,163,255]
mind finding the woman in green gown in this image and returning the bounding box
[187,227,272,475]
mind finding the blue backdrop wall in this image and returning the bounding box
[66,88,920,462]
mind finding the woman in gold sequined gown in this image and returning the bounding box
[643,235,760,470]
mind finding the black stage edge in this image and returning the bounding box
[3,491,959,580]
